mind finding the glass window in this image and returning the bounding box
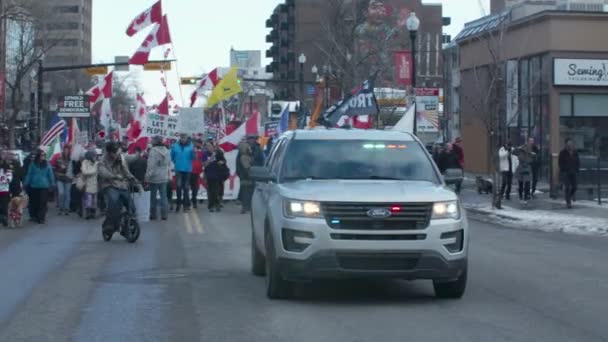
[560,95,572,117]
[47,22,79,30]
[280,140,439,183]
[573,94,608,117]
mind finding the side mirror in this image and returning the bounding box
[443,168,463,185]
[250,166,275,182]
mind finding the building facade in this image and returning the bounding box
[454,9,608,188]
[492,0,608,13]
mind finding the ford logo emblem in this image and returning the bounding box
[367,208,392,219]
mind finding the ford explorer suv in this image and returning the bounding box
[250,129,468,299]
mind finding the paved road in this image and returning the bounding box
[1,204,607,342]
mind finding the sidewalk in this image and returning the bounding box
[460,180,608,237]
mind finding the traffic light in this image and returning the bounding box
[180,77,199,85]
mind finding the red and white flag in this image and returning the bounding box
[135,93,147,119]
[40,120,66,146]
[129,15,172,65]
[157,95,169,115]
[100,98,112,131]
[126,0,162,37]
[218,112,260,153]
[85,71,113,107]
[190,68,219,107]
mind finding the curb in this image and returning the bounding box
[465,207,522,221]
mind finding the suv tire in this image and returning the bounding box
[433,268,467,299]
[251,229,266,276]
[265,229,293,299]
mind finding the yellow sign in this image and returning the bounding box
[85,66,108,76]
[144,62,172,71]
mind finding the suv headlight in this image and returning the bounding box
[432,201,460,220]
[284,200,322,218]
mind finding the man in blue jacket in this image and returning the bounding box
[171,134,194,212]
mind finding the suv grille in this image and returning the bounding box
[321,202,432,230]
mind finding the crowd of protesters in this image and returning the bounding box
[0,132,266,228]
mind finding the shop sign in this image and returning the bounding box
[57,95,90,117]
[554,58,608,86]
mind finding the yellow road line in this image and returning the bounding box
[184,213,193,234]
[190,211,204,234]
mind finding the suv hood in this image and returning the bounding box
[278,180,457,203]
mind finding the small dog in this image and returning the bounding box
[8,194,28,228]
[476,176,493,194]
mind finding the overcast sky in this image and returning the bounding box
[92,0,490,105]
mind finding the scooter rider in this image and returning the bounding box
[98,142,141,234]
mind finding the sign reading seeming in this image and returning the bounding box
[57,95,90,117]
[554,58,608,86]
[144,113,180,139]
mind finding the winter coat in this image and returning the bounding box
[128,156,147,184]
[192,150,204,175]
[24,162,56,189]
[98,155,136,190]
[514,146,534,182]
[171,142,194,173]
[237,143,253,185]
[53,156,73,183]
[453,144,464,168]
[559,148,580,175]
[498,147,519,173]
[80,159,99,194]
[205,152,230,182]
[436,150,461,174]
[146,146,171,184]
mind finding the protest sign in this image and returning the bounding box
[178,108,205,135]
[144,113,180,139]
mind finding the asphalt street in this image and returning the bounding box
[1,203,607,342]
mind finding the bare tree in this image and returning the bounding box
[2,0,64,148]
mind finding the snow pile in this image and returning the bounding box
[465,204,608,236]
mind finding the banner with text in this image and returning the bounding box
[144,113,180,139]
[415,88,440,133]
[394,51,413,86]
[177,107,205,135]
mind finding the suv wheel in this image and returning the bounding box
[433,268,467,299]
[251,228,266,276]
[265,229,293,299]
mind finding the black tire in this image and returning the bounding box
[433,269,467,299]
[265,229,292,299]
[251,215,266,276]
[125,218,140,243]
[102,230,113,241]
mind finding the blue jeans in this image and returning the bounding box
[102,187,132,231]
[150,183,168,219]
[175,172,191,208]
[56,181,71,211]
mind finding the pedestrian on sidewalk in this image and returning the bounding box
[146,136,171,220]
[237,141,254,214]
[22,152,35,220]
[24,149,56,224]
[205,148,229,213]
[0,151,13,227]
[437,143,463,193]
[498,140,519,200]
[514,144,535,203]
[528,137,541,198]
[453,137,465,169]
[190,139,204,209]
[80,150,99,219]
[53,145,73,216]
[559,138,580,208]
[171,134,194,212]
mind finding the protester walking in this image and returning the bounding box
[0,151,13,226]
[498,140,519,201]
[237,142,254,214]
[146,136,171,220]
[80,150,99,219]
[528,137,541,198]
[127,146,148,185]
[559,138,580,209]
[53,145,73,215]
[191,140,204,209]
[171,134,194,212]
[514,144,535,203]
[204,149,230,212]
[24,149,56,224]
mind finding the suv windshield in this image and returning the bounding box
[280,140,439,183]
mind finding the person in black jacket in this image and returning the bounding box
[204,148,230,212]
[528,137,541,198]
[128,147,148,185]
[437,143,463,193]
[558,138,580,208]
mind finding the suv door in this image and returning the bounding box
[252,138,286,248]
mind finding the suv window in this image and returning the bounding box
[270,139,288,175]
[280,140,439,182]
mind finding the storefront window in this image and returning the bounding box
[520,60,529,129]
[573,94,608,117]
[560,117,608,158]
[560,95,572,117]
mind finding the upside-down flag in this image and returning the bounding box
[190,68,219,107]
[129,15,172,65]
[126,0,162,37]
[206,67,242,108]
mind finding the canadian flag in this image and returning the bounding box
[219,112,260,153]
[85,71,113,107]
[129,15,172,65]
[126,0,162,37]
[157,95,169,115]
[190,68,220,107]
[127,94,150,154]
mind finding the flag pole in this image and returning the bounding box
[169,43,186,107]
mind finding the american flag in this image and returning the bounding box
[40,120,66,146]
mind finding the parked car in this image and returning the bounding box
[250,129,469,299]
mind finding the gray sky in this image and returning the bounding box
[92,0,489,105]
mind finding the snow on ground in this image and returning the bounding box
[465,204,608,237]
[546,198,608,209]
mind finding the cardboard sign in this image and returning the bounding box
[144,113,180,139]
[264,121,280,137]
[58,95,90,117]
[177,108,205,135]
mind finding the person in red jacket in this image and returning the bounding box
[190,139,204,209]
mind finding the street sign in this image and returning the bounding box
[144,62,172,71]
[57,95,91,117]
[86,66,108,76]
[115,56,130,71]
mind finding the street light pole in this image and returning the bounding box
[298,53,306,127]
[407,12,420,136]
[37,60,43,141]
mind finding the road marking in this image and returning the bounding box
[190,211,204,234]
[184,213,193,234]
